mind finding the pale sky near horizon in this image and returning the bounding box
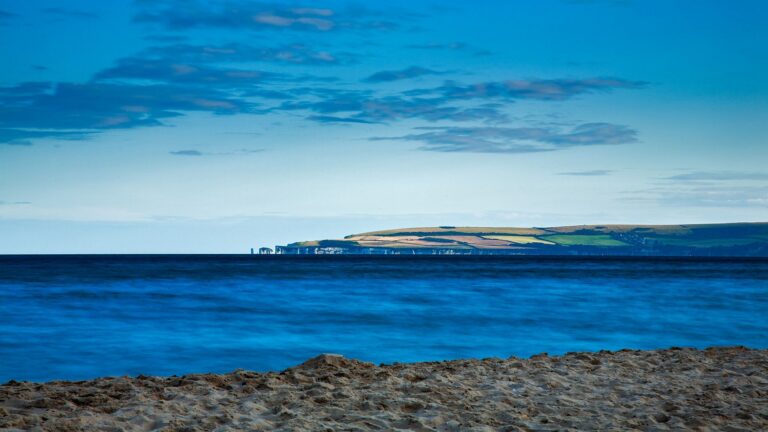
[1,0,767,253]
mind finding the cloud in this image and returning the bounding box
[169,150,203,156]
[139,43,352,66]
[94,58,284,87]
[134,0,397,32]
[0,201,31,205]
[663,171,768,181]
[559,170,613,176]
[625,185,768,208]
[170,148,263,156]
[411,77,647,101]
[1,6,644,150]
[364,66,444,82]
[307,115,379,124]
[2,72,642,144]
[92,45,340,95]
[545,122,638,145]
[2,39,346,145]
[372,123,637,153]
[405,42,490,56]
[624,171,768,207]
[274,75,644,124]
[352,98,505,123]
[0,128,88,146]
[0,45,331,145]
[42,7,98,19]
[280,94,509,124]
[0,9,17,25]
[0,81,254,144]
[0,10,17,19]
[144,34,188,43]
[564,0,631,6]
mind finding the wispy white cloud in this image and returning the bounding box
[133,0,399,32]
[663,171,768,181]
[372,123,637,153]
[364,66,445,83]
[559,170,614,176]
[624,185,768,208]
[409,78,647,101]
[405,42,490,56]
[169,149,263,156]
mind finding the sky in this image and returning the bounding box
[1,0,767,253]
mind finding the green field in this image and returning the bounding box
[538,234,629,247]
[482,235,555,245]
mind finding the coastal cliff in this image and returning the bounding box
[275,222,768,256]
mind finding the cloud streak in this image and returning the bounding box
[169,150,203,156]
[134,0,397,32]
[144,34,188,43]
[274,76,644,125]
[0,81,254,144]
[0,10,16,19]
[564,0,631,6]
[95,58,284,87]
[2,72,645,144]
[0,128,88,146]
[307,115,379,124]
[1,0,646,150]
[364,66,444,82]
[2,70,646,144]
[663,171,768,181]
[138,43,353,66]
[405,42,490,56]
[170,149,264,156]
[372,123,638,153]
[624,170,768,208]
[625,185,768,208]
[410,77,647,101]
[280,95,509,124]
[559,170,613,176]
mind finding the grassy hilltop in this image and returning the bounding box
[281,223,768,256]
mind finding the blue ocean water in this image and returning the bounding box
[1,255,767,382]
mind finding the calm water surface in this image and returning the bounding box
[1,255,766,382]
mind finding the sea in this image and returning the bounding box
[1,255,767,382]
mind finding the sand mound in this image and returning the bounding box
[1,347,767,431]
[292,353,375,371]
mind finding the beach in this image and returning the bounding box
[2,347,766,431]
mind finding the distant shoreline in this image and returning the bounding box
[274,222,768,257]
[3,254,768,261]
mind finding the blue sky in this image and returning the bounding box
[1,0,767,253]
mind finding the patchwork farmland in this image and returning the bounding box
[275,223,768,256]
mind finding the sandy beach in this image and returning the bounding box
[1,347,766,431]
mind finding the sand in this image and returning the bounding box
[1,347,767,431]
